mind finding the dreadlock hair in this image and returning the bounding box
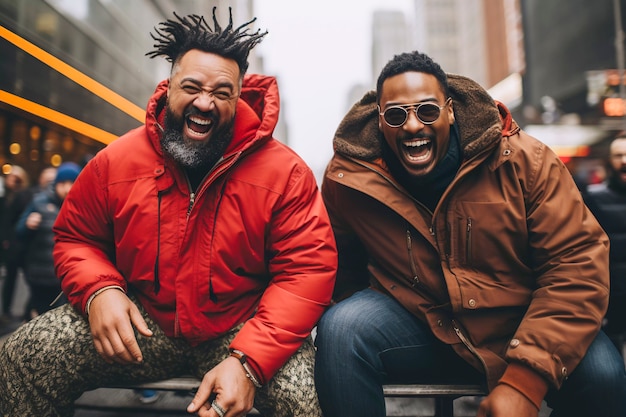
[146,7,267,78]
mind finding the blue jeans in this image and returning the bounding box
[314,289,626,417]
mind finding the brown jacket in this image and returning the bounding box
[322,74,609,405]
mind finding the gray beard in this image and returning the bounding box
[161,107,234,173]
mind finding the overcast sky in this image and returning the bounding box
[253,0,415,181]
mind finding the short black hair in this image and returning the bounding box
[146,7,267,78]
[376,51,450,102]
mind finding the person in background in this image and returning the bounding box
[16,162,80,320]
[0,8,336,417]
[0,165,29,325]
[314,50,625,417]
[33,166,58,192]
[584,131,626,353]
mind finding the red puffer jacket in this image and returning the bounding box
[53,74,337,382]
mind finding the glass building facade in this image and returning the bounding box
[0,0,247,179]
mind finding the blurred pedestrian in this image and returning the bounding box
[315,50,626,417]
[34,166,58,191]
[584,131,626,351]
[0,8,336,417]
[16,162,80,319]
[0,165,29,324]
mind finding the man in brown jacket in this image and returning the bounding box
[314,51,626,417]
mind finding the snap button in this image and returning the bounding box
[468,299,476,308]
[561,367,568,376]
[338,173,344,178]
[510,338,520,348]
[503,149,511,156]
[437,320,443,327]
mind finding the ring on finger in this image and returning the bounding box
[211,400,227,417]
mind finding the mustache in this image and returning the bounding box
[185,107,214,120]
[405,132,434,141]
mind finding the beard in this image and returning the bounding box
[160,106,234,174]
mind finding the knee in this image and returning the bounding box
[574,333,626,391]
[316,302,369,350]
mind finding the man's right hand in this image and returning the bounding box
[88,288,153,364]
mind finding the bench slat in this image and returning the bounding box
[109,377,200,391]
[383,384,486,397]
[108,377,486,398]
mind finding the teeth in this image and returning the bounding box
[403,138,431,161]
[404,139,429,147]
[189,116,210,125]
[407,152,430,161]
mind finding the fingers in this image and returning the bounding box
[89,293,146,364]
[210,399,228,417]
[94,323,142,364]
[188,360,256,417]
[130,304,153,338]
[187,378,215,414]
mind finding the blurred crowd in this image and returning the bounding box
[0,162,81,331]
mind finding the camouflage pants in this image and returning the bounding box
[0,301,321,417]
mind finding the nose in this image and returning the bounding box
[402,108,425,131]
[193,91,216,112]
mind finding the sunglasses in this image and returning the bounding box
[379,98,451,127]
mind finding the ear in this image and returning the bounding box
[447,100,455,125]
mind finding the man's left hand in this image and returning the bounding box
[187,356,256,417]
[476,384,539,417]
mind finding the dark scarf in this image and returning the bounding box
[383,122,462,212]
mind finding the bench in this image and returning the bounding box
[105,377,487,417]
[383,383,486,417]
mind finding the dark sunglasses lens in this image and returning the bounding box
[384,108,408,126]
[417,104,441,123]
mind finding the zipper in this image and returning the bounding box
[406,229,420,286]
[187,192,196,217]
[184,153,240,218]
[466,217,472,263]
[452,319,488,374]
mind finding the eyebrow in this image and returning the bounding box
[384,98,440,108]
[179,77,235,91]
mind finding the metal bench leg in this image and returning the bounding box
[434,397,454,417]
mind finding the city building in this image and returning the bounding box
[0,0,261,180]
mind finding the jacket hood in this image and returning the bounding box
[333,73,513,162]
[144,73,281,156]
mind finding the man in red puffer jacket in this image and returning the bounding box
[0,9,336,417]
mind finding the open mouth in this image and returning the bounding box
[402,138,432,162]
[186,115,212,137]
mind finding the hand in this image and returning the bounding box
[187,356,256,417]
[25,212,42,230]
[88,288,153,364]
[476,384,539,417]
